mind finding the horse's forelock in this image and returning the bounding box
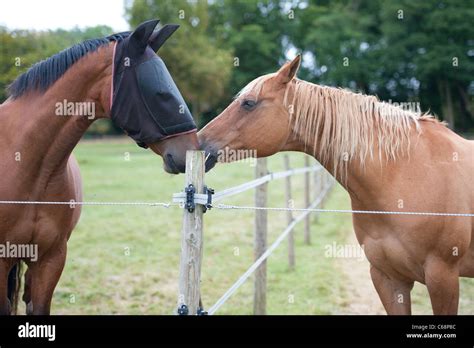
[235,74,274,100]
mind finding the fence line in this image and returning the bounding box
[304,156,311,245]
[214,204,474,217]
[283,154,295,270]
[207,179,333,315]
[1,196,470,217]
[0,151,471,316]
[176,151,335,315]
[177,151,205,315]
[176,151,473,316]
[0,150,470,316]
[172,165,322,204]
[254,158,268,315]
[0,200,173,207]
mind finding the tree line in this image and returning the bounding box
[1,0,473,133]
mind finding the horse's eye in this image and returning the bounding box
[241,99,258,111]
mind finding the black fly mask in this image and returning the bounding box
[110,20,196,148]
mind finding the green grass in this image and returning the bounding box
[45,139,473,315]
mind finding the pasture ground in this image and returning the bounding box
[27,139,472,314]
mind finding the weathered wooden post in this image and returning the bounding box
[284,155,295,270]
[313,163,320,223]
[254,158,268,315]
[177,150,205,315]
[304,156,311,245]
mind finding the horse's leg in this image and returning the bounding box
[370,265,414,315]
[425,259,459,315]
[0,261,11,315]
[459,252,474,277]
[28,245,67,315]
[22,268,33,315]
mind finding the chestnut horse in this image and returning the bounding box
[0,20,198,314]
[199,55,474,315]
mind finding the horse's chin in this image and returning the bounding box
[163,154,183,174]
[199,140,219,172]
[204,153,218,172]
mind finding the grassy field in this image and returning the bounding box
[43,139,473,315]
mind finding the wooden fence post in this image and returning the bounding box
[177,150,205,315]
[283,155,295,270]
[313,163,320,223]
[254,158,268,315]
[304,156,311,245]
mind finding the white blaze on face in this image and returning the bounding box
[234,74,274,101]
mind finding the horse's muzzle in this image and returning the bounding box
[199,140,218,172]
[204,152,218,172]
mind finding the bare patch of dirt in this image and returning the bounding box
[336,231,385,314]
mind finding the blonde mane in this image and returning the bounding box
[240,75,437,179]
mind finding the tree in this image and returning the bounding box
[292,0,474,131]
[125,0,233,127]
[207,0,290,104]
[0,26,121,135]
[379,0,474,129]
[0,26,115,102]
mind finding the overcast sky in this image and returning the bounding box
[0,0,130,31]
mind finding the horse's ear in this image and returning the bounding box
[149,24,180,52]
[276,54,301,84]
[129,19,160,54]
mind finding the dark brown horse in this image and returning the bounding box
[0,20,198,314]
[199,56,474,315]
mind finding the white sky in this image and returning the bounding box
[0,0,130,31]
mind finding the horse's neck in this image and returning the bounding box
[2,47,112,185]
[284,82,421,200]
[285,125,398,204]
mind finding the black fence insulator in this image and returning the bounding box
[184,184,195,213]
[203,186,214,213]
[177,304,189,315]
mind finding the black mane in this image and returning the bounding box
[7,32,130,99]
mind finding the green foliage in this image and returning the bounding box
[1,0,472,131]
[127,0,289,124]
[126,0,233,127]
[293,0,474,130]
[0,26,116,101]
[0,26,122,136]
[208,0,287,89]
[202,0,289,122]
